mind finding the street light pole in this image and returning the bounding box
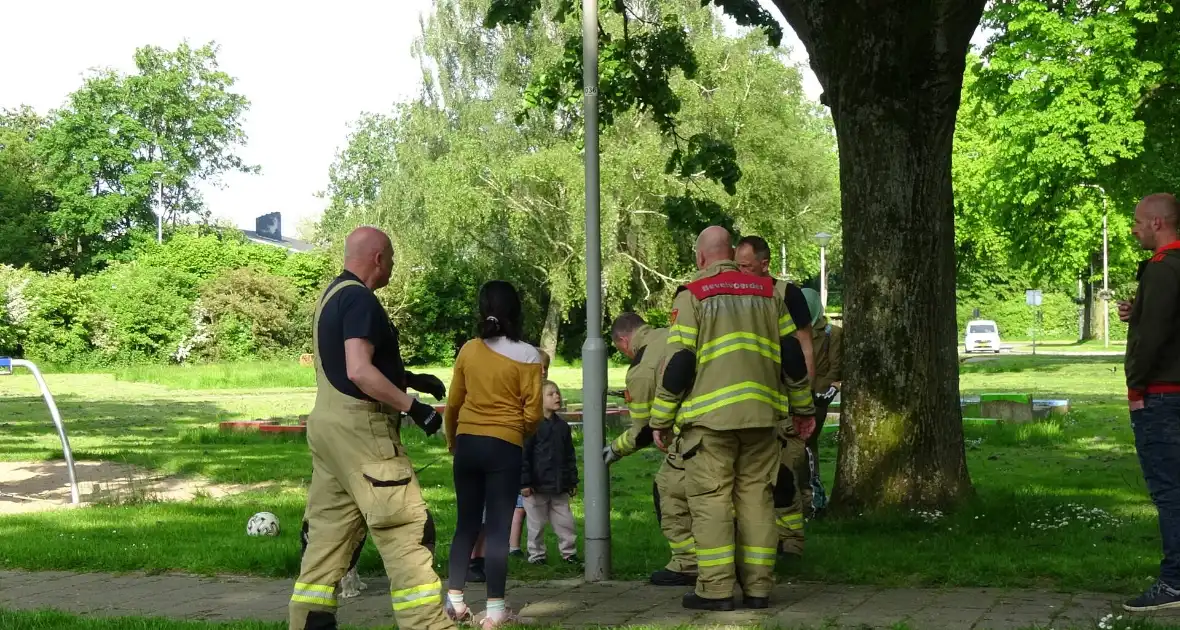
[153,172,164,244]
[814,232,832,308]
[580,0,610,582]
[1081,184,1109,348]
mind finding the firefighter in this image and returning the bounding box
[734,235,817,561]
[651,226,815,612]
[603,312,697,587]
[799,287,843,516]
[290,227,455,630]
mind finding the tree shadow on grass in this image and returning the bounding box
[960,355,1123,375]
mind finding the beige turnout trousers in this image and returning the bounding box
[290,280,453,630]
[774,435,806,555]
[681,425,779,600]
[653,442,697,575]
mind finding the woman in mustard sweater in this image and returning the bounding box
[443,280,543,627]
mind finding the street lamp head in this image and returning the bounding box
[814,231,832,248]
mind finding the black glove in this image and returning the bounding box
[406,372,446,401]
[408,400,442,436]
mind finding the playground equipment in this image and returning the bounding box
[0,357,80,504]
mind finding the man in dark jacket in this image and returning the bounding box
[520,382,579,565]
[1120,193,1180,613]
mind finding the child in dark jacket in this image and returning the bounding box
[521,381,579,564]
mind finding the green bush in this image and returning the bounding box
[19,271,94,365]
[192,267,308,362]
[84,263,199,364]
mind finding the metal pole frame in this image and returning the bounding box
[581,0,611,582]
[0,357,80,504]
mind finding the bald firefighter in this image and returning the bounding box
[291,227,455,630]
[603,312,697,587]
[735,236,817,560]
[651,227,815,611]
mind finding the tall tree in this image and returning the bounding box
[321,0,838,358]
[493,0,982,508]
[961,1,1175,338]
[0,108,58,269]
[36,41,256,273]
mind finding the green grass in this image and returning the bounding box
[0,356,1167,594]
[3,609,1177,630]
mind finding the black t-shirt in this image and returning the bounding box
[783,282,812,331]
[316,271,407,400]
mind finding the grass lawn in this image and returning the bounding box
[0,356,1167,595]
[3,609,1178,630]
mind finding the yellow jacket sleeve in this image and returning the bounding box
[652,290,697,429]
[520,363,544,437]
[612,371,655,456]
[443,343,468,450]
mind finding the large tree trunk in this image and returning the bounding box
[540,293,562,360]
[774,0,985,509]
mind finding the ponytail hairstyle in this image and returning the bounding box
[477,280,524,341]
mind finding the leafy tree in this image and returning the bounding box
[0,108,59,269]
[318,0,837,362]
[493,0,986,509]
[35,41,256,273]
[960,1,1176,338]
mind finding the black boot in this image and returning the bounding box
[649,569,696,586]
[744,595,770,609]
[304,611,338,630]
[682,592,735,611]
[468,557,486,583]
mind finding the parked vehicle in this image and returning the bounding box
[964,320,1002,354]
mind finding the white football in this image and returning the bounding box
[246,512,281,537]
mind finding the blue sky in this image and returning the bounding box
[0,1,982,237]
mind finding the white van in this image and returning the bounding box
[964,320,1002,354]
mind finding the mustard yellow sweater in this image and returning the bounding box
[444,339,544,448]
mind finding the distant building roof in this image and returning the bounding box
[240,230,315,253]
[241,212,316,253]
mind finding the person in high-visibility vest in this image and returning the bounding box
[652,226,815,612]
[799,287,843,517]
[735,235,817,559]
[291,227,454,630]
[603,312,696,587]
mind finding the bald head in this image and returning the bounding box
[695,226,733,269]
[1133,193,1180,251]
[343,226,395,289]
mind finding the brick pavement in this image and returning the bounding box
[2,569,1179,628]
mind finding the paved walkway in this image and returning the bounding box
[1,569,1177,629]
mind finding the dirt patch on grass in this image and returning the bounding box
[0,460,266,515]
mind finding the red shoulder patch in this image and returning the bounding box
[685,271,775,300]
[670,309,678,324]
[624,390,632,403]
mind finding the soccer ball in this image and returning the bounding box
[246,512,281,537]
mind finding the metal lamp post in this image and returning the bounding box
[1080,184,1110,348]
[814,232,832,307]
[153,171,165,244]
[580,0,610,582]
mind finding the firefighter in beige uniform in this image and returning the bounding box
[651,226,815,612]
[290,227,455,630]
[603,313,697,586]
[735,236,816,560]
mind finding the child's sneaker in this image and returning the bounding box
[445,599,473,623]
[563,555,580,564]
[528,557,546,565]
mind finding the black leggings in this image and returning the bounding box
[448,434,522,598]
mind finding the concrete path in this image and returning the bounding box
[3,570,1180,629]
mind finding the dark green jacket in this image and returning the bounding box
[1125,241,1180,401]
